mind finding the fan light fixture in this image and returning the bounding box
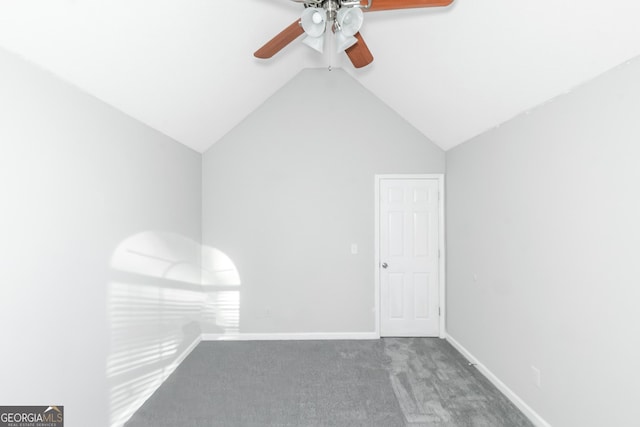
[299,0,368,54]
[335,7,363,52]
[301,7,327,52]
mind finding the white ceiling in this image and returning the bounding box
[1,0,639,152]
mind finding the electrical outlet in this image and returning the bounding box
[531,366,541,388]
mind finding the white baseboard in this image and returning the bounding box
[445,334,552,427]
[115,335,202,427]
[162,334,202,379]
[202,332,380,341]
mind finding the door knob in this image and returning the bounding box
[381,262,388,269]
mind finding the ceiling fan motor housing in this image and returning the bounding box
[318,0,339,21]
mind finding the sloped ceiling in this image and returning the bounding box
[1,0,639,152]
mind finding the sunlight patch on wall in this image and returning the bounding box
[107,232,241,427]
[110,231,202,285]
[201,246,241,335]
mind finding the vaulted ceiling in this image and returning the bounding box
[1,0,639,152]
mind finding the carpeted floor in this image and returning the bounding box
[125,338,533,427]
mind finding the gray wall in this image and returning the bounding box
[446,56,640,426]
[0,48,202,427]
[202,68,445,334]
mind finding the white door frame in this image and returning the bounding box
[374,174,445,339]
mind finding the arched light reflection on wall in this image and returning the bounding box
[107,232,240,427]
[201,246,241,335]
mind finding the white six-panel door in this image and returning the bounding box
[379,178,440,337]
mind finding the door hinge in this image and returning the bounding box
[438,307,441,316]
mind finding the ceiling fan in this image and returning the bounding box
[254,0,454,69]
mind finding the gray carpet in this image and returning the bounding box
[125,338,533,427]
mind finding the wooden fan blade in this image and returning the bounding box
[345,32,374,69]
[254,20,304,59]
[363,0,453,11]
